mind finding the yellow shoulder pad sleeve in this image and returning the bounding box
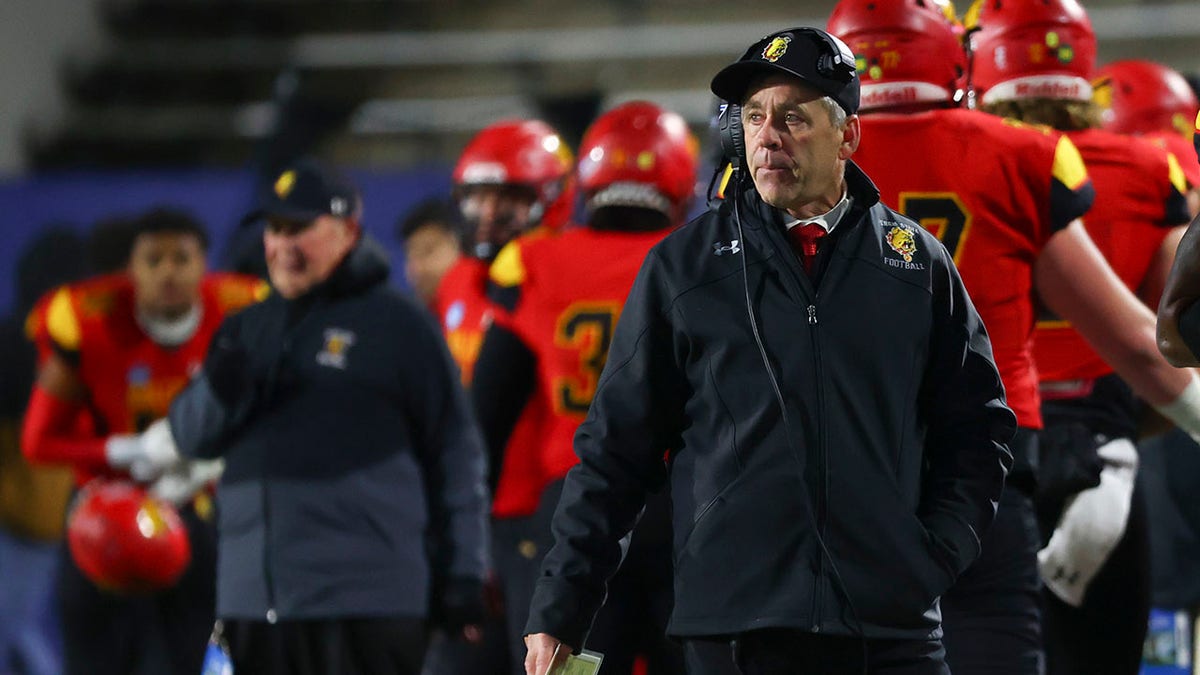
[489,241,526,288]
[45,288,81,352]
[1052,136,1089,192]
[1166,152,1188,194]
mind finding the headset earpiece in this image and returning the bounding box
[717,102,745,170]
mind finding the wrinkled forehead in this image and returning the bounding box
[741,74,826,108]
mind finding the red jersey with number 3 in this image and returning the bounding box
[853,108,1093,429]
[1034,129,1190,385]
[489,226,670,484]
[33,272,266,483]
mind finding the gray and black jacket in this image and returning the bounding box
[170,236,489,621]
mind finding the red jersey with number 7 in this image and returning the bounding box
[852,107,1093,429]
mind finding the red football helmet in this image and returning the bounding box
[576,101,699,225]
[452,120,576,233]
[827,0,967,111]
[67,479,191,593]
[966,0,1096,106]
[1093,60,1199,138]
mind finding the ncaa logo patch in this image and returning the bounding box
[445,301,466,331]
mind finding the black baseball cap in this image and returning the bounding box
[241,158,362,226]
[710,27,861,115]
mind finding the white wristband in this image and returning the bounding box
[1154,376,1200,441]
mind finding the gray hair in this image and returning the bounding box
[819,96,848,127]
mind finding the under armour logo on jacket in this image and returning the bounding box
[713,240,741,256]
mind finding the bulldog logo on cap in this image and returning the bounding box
[274,170,296,198]
[762,36,791,63]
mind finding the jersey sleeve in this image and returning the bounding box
[486,240,527,317]
[1163,151,1191,226]
[1048,135,1094,232]
[42,287,83,366]
[24,288,61,363]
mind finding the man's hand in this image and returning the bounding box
[524,633,570,675]
[105,418,181,481]
[434,577,486,644]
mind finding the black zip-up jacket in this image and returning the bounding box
[525,162,1017,647]
[169,236,489,620]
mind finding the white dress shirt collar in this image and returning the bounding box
[781,189,853,235]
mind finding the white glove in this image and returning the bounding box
[1038,437,1138,607]
[104,418,181,482]
[150,458,225,506]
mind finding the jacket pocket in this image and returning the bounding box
[834,510,955,630]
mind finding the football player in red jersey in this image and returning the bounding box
[829,3,1200,672]
[473,101,697,675]
[968,1,1196,672]
[1093,59,1200,215]
[435,120,576,384]
[20,208,266,675]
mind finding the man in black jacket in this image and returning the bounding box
[523,28,1016,675]
[167,159,490,675]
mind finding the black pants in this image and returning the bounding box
[492,482,563,675]
[57,503,215,675]
[1042,480,1150,675]
[940,483,1044,674]
[682,631,949,675]
[420,605,510,675]
[225,617,428,675]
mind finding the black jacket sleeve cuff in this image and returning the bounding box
[523,576,605,653]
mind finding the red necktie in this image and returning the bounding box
[788,223,828,275]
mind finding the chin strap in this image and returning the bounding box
[137,304,203,347]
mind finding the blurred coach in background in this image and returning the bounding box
[168,158,491,675]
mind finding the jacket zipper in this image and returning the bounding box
[808,300,828,633]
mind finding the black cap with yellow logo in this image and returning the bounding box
[241,158,362,227]
[711,27,860,115]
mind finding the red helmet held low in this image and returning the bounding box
[576,101,699,225]
[67,479,191,593]
[827,0,967,112]
[1093,59,1199,138]
[452,120,576,232]
[966,0,1096,106]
